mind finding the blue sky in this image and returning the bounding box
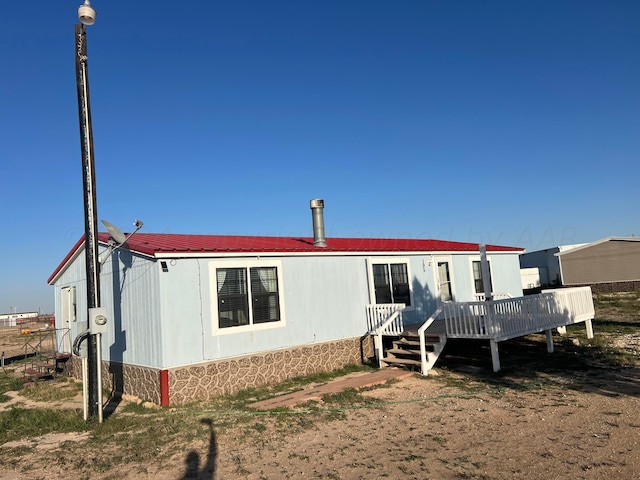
[1,1,638,313]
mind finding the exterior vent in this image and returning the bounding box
[310,199,327,247]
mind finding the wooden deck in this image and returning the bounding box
[368,286,596,374]
[404,321,446,337]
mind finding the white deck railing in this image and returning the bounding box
[443,286,595,372]
[367,287,595,373]
[474,292,513,301]
[444,286,594,342]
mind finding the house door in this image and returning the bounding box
[59,287,76,353]
[437,261,454,302]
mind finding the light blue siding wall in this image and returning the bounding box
[52,247,163,368]
[100,250,163,368]
[279,256,370,341]
[157,254,447,367]
[157,258,212,367]
[450,256,473,302]
[450,253,523,301]
[405,257,438,322]
[163,257,369,366]
[490,254,524,297]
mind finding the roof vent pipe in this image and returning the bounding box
[310,199,327,247]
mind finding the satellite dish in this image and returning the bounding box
[101,219,127,244]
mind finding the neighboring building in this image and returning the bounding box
[519,243,587,287]
[0,311,39,327]
[49,209,524,405]
[520,267,541,290]
[520,237,640,291]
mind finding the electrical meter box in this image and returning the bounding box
[89,307,108,334]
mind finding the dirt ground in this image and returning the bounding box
[1,348,639,479]
[2,311,640,479]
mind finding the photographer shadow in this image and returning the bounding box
[180,418,218,480]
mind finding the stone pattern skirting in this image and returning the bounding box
[63,336,374,406]
[105,362,161,404]
[169,336,374,405]
[65,356,161,404]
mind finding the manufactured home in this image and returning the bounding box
[48,203,528,404]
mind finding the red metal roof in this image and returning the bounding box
[48,232,523,284]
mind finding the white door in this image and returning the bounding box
[59,287,76,353]
[435,258,454,303]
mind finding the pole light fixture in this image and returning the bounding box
[78,0,96,26]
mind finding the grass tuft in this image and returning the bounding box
[0,407,86,444]
[0,373,23,403]
[20,379,82,403]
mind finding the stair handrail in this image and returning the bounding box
[367,304,406,367]
[418,306,443,375]
[55,327,72,354]
[366,303,405,335]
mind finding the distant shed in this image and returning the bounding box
[521,237,640,292]
[557,237,640,290]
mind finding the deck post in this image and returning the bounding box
[489,340,500,372]
[373,335,384,367]
[545,329,554,353]
[585,319,594,339]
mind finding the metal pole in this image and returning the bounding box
[82,357,89,421]
[96,333,103,423]
[479,244,492,302]
[75,23,101,420]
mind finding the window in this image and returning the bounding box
[213,262,284,331]
[217,268,250,327]
[369,260,411,306]
[250,267,280,324]
[472,260,493,294]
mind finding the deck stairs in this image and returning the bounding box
[381,323,447,372]
[22,328,72,382]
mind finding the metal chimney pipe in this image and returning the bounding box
[310,199,327,247]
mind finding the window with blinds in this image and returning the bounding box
[216,266,281,328]
[250,267,280,324]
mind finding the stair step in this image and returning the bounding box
[33,361,55,370]
[400,335,442,343]
[386,347,422,357]
[382,357,422,367]
[394,339,437,349]
[45,353,72,361]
